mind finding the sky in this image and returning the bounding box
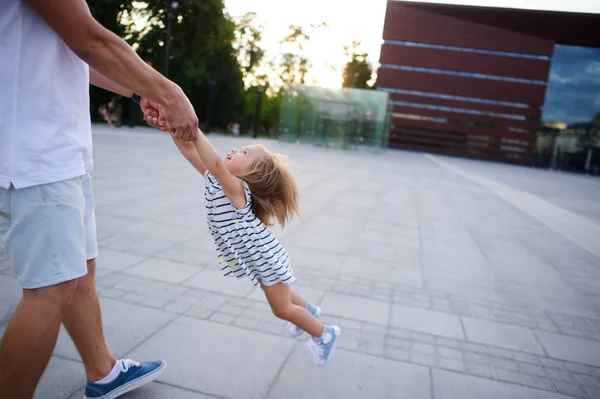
[225,0,389,88]
[545,45,600,124]
[224,0,600,88]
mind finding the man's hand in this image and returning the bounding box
[161,89,199,141]
[140,94,197,141]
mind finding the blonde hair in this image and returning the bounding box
[240,144,300,228]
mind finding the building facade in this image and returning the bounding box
[377,1,600,168]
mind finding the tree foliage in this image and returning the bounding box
[88,0,245,128]
[232,12,265,88]
[87,0,134,122]
[342,41,373,89]
[85,2,357,136]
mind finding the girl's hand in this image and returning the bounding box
[140,98,168,131]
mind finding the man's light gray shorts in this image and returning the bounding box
[0,173,97,289]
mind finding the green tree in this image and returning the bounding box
[131,0,244,129]
[87,0,129,37]
[342,41,373,89]
[232,12,265,88]
[240,61,284,136]
[281,25,311,50]
[277,24,315,86]
[238,22,324,136]
[87,0,135,123]
[88,0,245,129]
[259,23,323,135]
[241,85,283,136]
[229,13,275,135]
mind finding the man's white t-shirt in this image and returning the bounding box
[0,0,93,190]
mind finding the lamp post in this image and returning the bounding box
[206,78,217,133]
[252,89,264,138]
[164,1,179,78]
[352,72,359,88]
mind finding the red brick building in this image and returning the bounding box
[376,1,600,164]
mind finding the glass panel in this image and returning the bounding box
[537,45,600,174]
[278,85,391,152]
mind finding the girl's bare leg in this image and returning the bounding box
[290,288,307,307]
[261,282,323,337]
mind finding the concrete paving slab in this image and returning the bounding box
[127,316,294,399]
[391,305,465,340]
[184,269,255,297]
[340,255,423,287]
[536,331,600,367]
[320,292,390,325]
[432,369,573,399]
[124,258,201,284]
[358,227,421,250]
[95,248,148,272]
[266,347,432,399]
[283,245,346,277]
[462,317,544,355]
[283,229,357,254]
[349,238,421,266]
[155,244,215,267]
[34,356,85,399]
[53,297,176,361]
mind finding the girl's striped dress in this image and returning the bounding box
[203,171,295,286]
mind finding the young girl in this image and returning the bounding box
[172,130,341,367]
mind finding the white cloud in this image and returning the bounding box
[549,72,578,85]
[585,62,600,77]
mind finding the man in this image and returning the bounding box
[0,0,198,398]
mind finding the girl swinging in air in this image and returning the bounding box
[171,129,341,367]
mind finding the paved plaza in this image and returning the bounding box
[1,124,600,399]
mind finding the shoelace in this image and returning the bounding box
[312,340,325,358]
[119,359,141,373]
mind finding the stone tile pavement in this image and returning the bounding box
[1,124,600,398]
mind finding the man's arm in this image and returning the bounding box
[90,69,166,127]
[89,68,132,98]
[26,0,198,141]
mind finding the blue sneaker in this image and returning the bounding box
[287,304,322,338]
[306,325,341,366]
[84,359,166,399]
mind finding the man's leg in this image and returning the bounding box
[0,280,79,399]
[0,177,89,398]
[62,173,116,382]
[74,174,166,399]
[62,258,116,382]
[69,174,166,399]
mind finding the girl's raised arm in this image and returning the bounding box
[192,129,246,209]
[171,136,207,175]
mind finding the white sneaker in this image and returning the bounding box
[287,306,322,338]
[306,325,341,366]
